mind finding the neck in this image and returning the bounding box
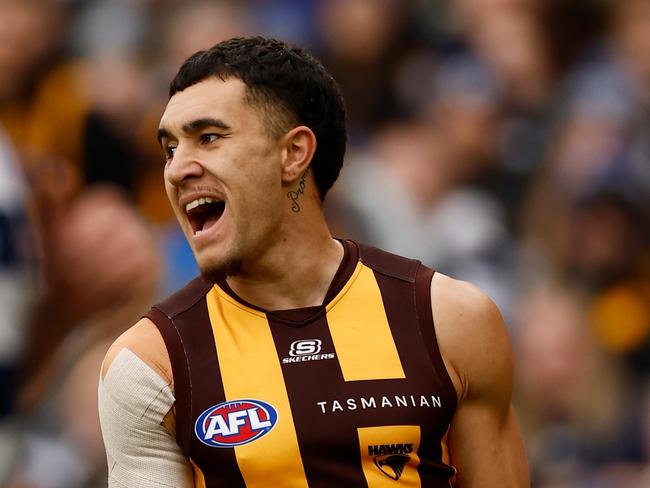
[226,212,344,311]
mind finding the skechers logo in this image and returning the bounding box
[195,399,278,448]
[282,339,335,364]
[290,339,321,356]
[369,444,414,481]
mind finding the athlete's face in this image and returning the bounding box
[159,77,287,280]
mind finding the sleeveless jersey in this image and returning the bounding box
[147,240,457,487]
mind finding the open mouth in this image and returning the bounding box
[185,197,226,235]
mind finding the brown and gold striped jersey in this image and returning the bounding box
[147,240,457,487]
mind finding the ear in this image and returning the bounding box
[280,126,317,184]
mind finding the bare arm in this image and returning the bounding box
[431,274,529,487]
[99,319,193,488]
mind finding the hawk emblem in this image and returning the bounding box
[374,454,411,480]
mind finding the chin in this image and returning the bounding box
[199,258,242,284]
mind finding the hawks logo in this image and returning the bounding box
[195,399,278,448]
[369,443,413,480]
[374,454,411,480]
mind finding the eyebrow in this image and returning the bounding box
[157,118,231,145]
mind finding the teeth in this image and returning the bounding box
[185,197,216,213]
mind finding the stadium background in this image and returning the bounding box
[0,0,649,486]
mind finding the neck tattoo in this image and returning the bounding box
[287,172,307,212]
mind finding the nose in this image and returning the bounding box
[165,143,204,187]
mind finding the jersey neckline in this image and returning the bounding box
[213,239,360,326]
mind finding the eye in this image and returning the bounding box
[200,133,221,144]
[164,143,177,160]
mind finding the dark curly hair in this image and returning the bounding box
[169,36,347,200]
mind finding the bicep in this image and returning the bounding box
[448,403,528,487]
[99,347,193,488]
[447,301,528,487]
[432,275,529,487]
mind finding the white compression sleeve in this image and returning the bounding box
[98,348,193,488]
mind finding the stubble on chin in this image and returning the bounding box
[200,258,243,284]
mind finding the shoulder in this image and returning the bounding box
[430,273,513,405]
[355,241,420,282]
[101,275,212,384]
[101,317,172,387]
[156,276,213,317]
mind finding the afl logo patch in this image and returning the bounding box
[195,399,278,448]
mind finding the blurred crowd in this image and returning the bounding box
[0,0,648,486]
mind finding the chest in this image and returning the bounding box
[183,284,455,487]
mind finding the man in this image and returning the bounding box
[99,36,529,487]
